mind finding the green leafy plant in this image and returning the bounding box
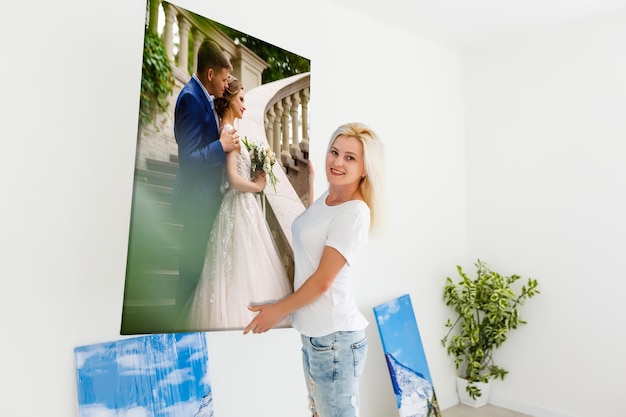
[139,28,174,127]
[441,259,540,400]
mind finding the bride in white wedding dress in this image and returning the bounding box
[183,75,292,331]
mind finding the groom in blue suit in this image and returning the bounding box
[171,39,240,322]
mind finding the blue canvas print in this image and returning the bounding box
[373,294,441,417]
[74,332,213,417]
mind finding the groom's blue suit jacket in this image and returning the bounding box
[171,76,226,226]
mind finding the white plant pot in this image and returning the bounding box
[456,376,490,408]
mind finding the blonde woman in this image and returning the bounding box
[244,122,385,417]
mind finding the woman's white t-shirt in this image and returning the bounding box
[289,190,370,337]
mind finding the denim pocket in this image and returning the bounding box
[308,335,334,352]
[351,335,368,377]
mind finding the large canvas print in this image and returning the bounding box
[373,294,442,417]
[74,333,212,417]
[121,0,311,334]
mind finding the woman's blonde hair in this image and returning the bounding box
[327,122,386,235]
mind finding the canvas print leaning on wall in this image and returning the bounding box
[74,333,213,417]
[120,0,311,335]
[373,294,442,417]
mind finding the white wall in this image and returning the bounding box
[465,13,626,417]
[0,1,466,417]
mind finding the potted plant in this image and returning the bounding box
[441,259,540,406]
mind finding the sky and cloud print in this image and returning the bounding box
[74,332,211,417]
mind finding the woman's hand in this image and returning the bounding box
[307,159,315,205]
[219,125,240,152]
[308,159,315,182]
[252,171,267,192]
[243,303,284,335]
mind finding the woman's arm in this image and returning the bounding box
[243,246,346,334]
[307,159,315,206]
[224,150,266,193]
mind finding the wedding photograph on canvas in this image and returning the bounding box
[121,0,311,335]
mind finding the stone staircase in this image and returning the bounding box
[120,155,182,334]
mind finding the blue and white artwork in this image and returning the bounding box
[373,294,441,417]
[74,332,213,417]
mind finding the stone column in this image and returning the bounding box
[177,15,191,73]
[290,93,301,156]
[272,102,283,164]
[281,97,293,166]
[300,88,310,152]
[162,2,176,62]
[191,28,204,74]
[265,108,276,154]
[147,0,160,33]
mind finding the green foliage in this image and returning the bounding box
[441,259,540,400]
[214,22,311,83]
[139,29,174,127]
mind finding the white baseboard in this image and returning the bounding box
[489,394,577,417]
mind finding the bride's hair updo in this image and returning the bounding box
[214,75,243,119]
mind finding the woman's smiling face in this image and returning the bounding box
[326,134,365,186]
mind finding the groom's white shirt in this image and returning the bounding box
[192,73,219,124]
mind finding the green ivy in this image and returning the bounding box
[441,259,540,400]
[139,29,174,127]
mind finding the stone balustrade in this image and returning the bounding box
[264,75,311,176]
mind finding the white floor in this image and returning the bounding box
[442,404,533,417]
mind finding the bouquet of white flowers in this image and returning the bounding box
[241,136,279,193]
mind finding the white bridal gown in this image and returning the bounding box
[184,141,292,331]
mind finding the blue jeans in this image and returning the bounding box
[301,330,368,417]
